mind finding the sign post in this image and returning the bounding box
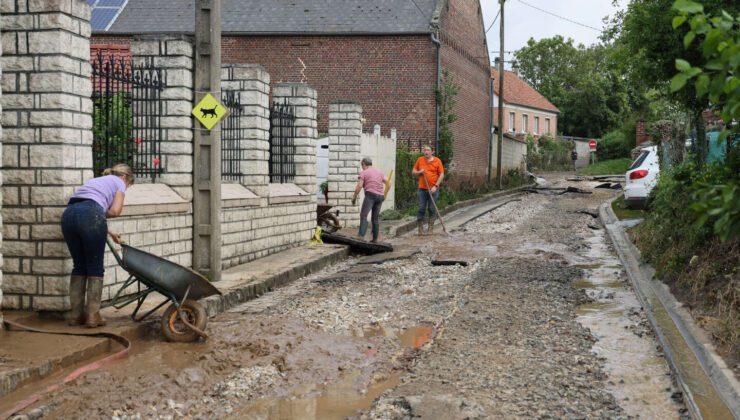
[589,139,597,165]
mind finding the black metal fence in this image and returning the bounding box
[269,101,296,183]
[221,90,244,181]
[91,53,164,178]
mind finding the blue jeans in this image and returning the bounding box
[417,188,440,221]
[61,200,108,277]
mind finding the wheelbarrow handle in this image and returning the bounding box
[106,238,125,267]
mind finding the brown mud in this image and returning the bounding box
[3,173,687,419]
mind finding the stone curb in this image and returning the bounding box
[389,183,535,237]
[0,245,349,399]
[600,197,740,419]
[202,246,349,316]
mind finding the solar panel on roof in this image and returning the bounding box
[90,0,128,31]
[97,0,126,7]
[91,7,119,31]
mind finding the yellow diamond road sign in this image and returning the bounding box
[192,93,229,130]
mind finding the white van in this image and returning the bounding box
[624,145,659,209]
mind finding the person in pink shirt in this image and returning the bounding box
[351,157,387,242]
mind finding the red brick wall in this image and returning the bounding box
[439,0,492,179]
[222,35,437,150]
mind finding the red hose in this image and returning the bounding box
[1,319,131,420]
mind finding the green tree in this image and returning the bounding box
[609,0,739,165]
[436,70,459,168]
[513,37,629,138]
[670,0,739,241]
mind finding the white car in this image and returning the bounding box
[624,145,659,209]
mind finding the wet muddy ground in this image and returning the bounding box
[4,173,687,419]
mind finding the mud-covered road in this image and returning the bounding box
[8,174,688,419]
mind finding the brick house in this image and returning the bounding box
[491,68,559,138]
[91,0,493,180]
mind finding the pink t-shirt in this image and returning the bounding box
[359,167,385,196]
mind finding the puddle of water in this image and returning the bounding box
[228,371,401,420]
[647,290,734,419]
[235,325,431,420]
[574,230,684,418]
[356,324,434,349]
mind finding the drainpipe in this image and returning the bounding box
[431,33,441,152]
[488,77,494,181]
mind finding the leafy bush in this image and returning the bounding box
[527,135,573,171]
[394,145,423,212]
[597,130,632,161]
[632,157,739,357]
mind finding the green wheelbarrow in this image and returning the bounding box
[104,239,221,342]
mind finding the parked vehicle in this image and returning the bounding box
[624,145,659,209]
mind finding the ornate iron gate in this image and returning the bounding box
[268,101,296,183]
[92,53,164,178]
[221,90,244,181]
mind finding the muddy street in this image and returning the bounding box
[4,174,687,419]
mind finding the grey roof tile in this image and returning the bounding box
[104,0,438,35]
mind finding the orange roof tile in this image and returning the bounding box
[491,68,560,114]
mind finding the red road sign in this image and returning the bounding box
[589,139,597,150]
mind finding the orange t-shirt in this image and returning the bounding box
[413,156,444,190]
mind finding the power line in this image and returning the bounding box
[485,9,501,34]
[516,0,603,33]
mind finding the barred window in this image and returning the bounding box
[268,101,296,183]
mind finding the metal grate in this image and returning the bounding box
[268,101,296,183]
[221,90,244,181]
[91,52,165,178]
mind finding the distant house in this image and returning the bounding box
[491,68,559,138]
[91,0,494,180]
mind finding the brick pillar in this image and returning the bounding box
[131,35,194,200]
[328,102,362,227]
[222,64,270,197]
[272,83,318,199]
[0,0,93,311]
[636,120,648,146]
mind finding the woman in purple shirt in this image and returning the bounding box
[61,164,134,328]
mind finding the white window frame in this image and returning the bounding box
[522,114,528,133]
[534,116,539,134]
[508,112,515,132]
[545,118,551,135]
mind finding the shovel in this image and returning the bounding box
[422,173,448,234]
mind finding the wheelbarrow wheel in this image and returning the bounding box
[161,300,207,342]
[319,213,341,233]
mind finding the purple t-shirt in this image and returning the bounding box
[72,175,126,211]
[359,167,385,196]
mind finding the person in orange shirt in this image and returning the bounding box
[411,145,445,235]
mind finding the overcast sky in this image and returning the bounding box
[480,0,627,66]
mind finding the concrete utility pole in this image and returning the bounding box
[193,0,222,281]
[496,0,505,189]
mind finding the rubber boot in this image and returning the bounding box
[417,220,424,236]
[359,219,369,239]
[428,218,435,234]
[66,275,86,326]
[371,223,380,243]
[85,276,106,328]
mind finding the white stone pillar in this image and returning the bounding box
[221,64,270,197]
[0,0,93,311]
[328,102,362,227]
[131,35,194,200]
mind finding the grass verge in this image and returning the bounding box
[611,196,644,220]
[577,158,632,176]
